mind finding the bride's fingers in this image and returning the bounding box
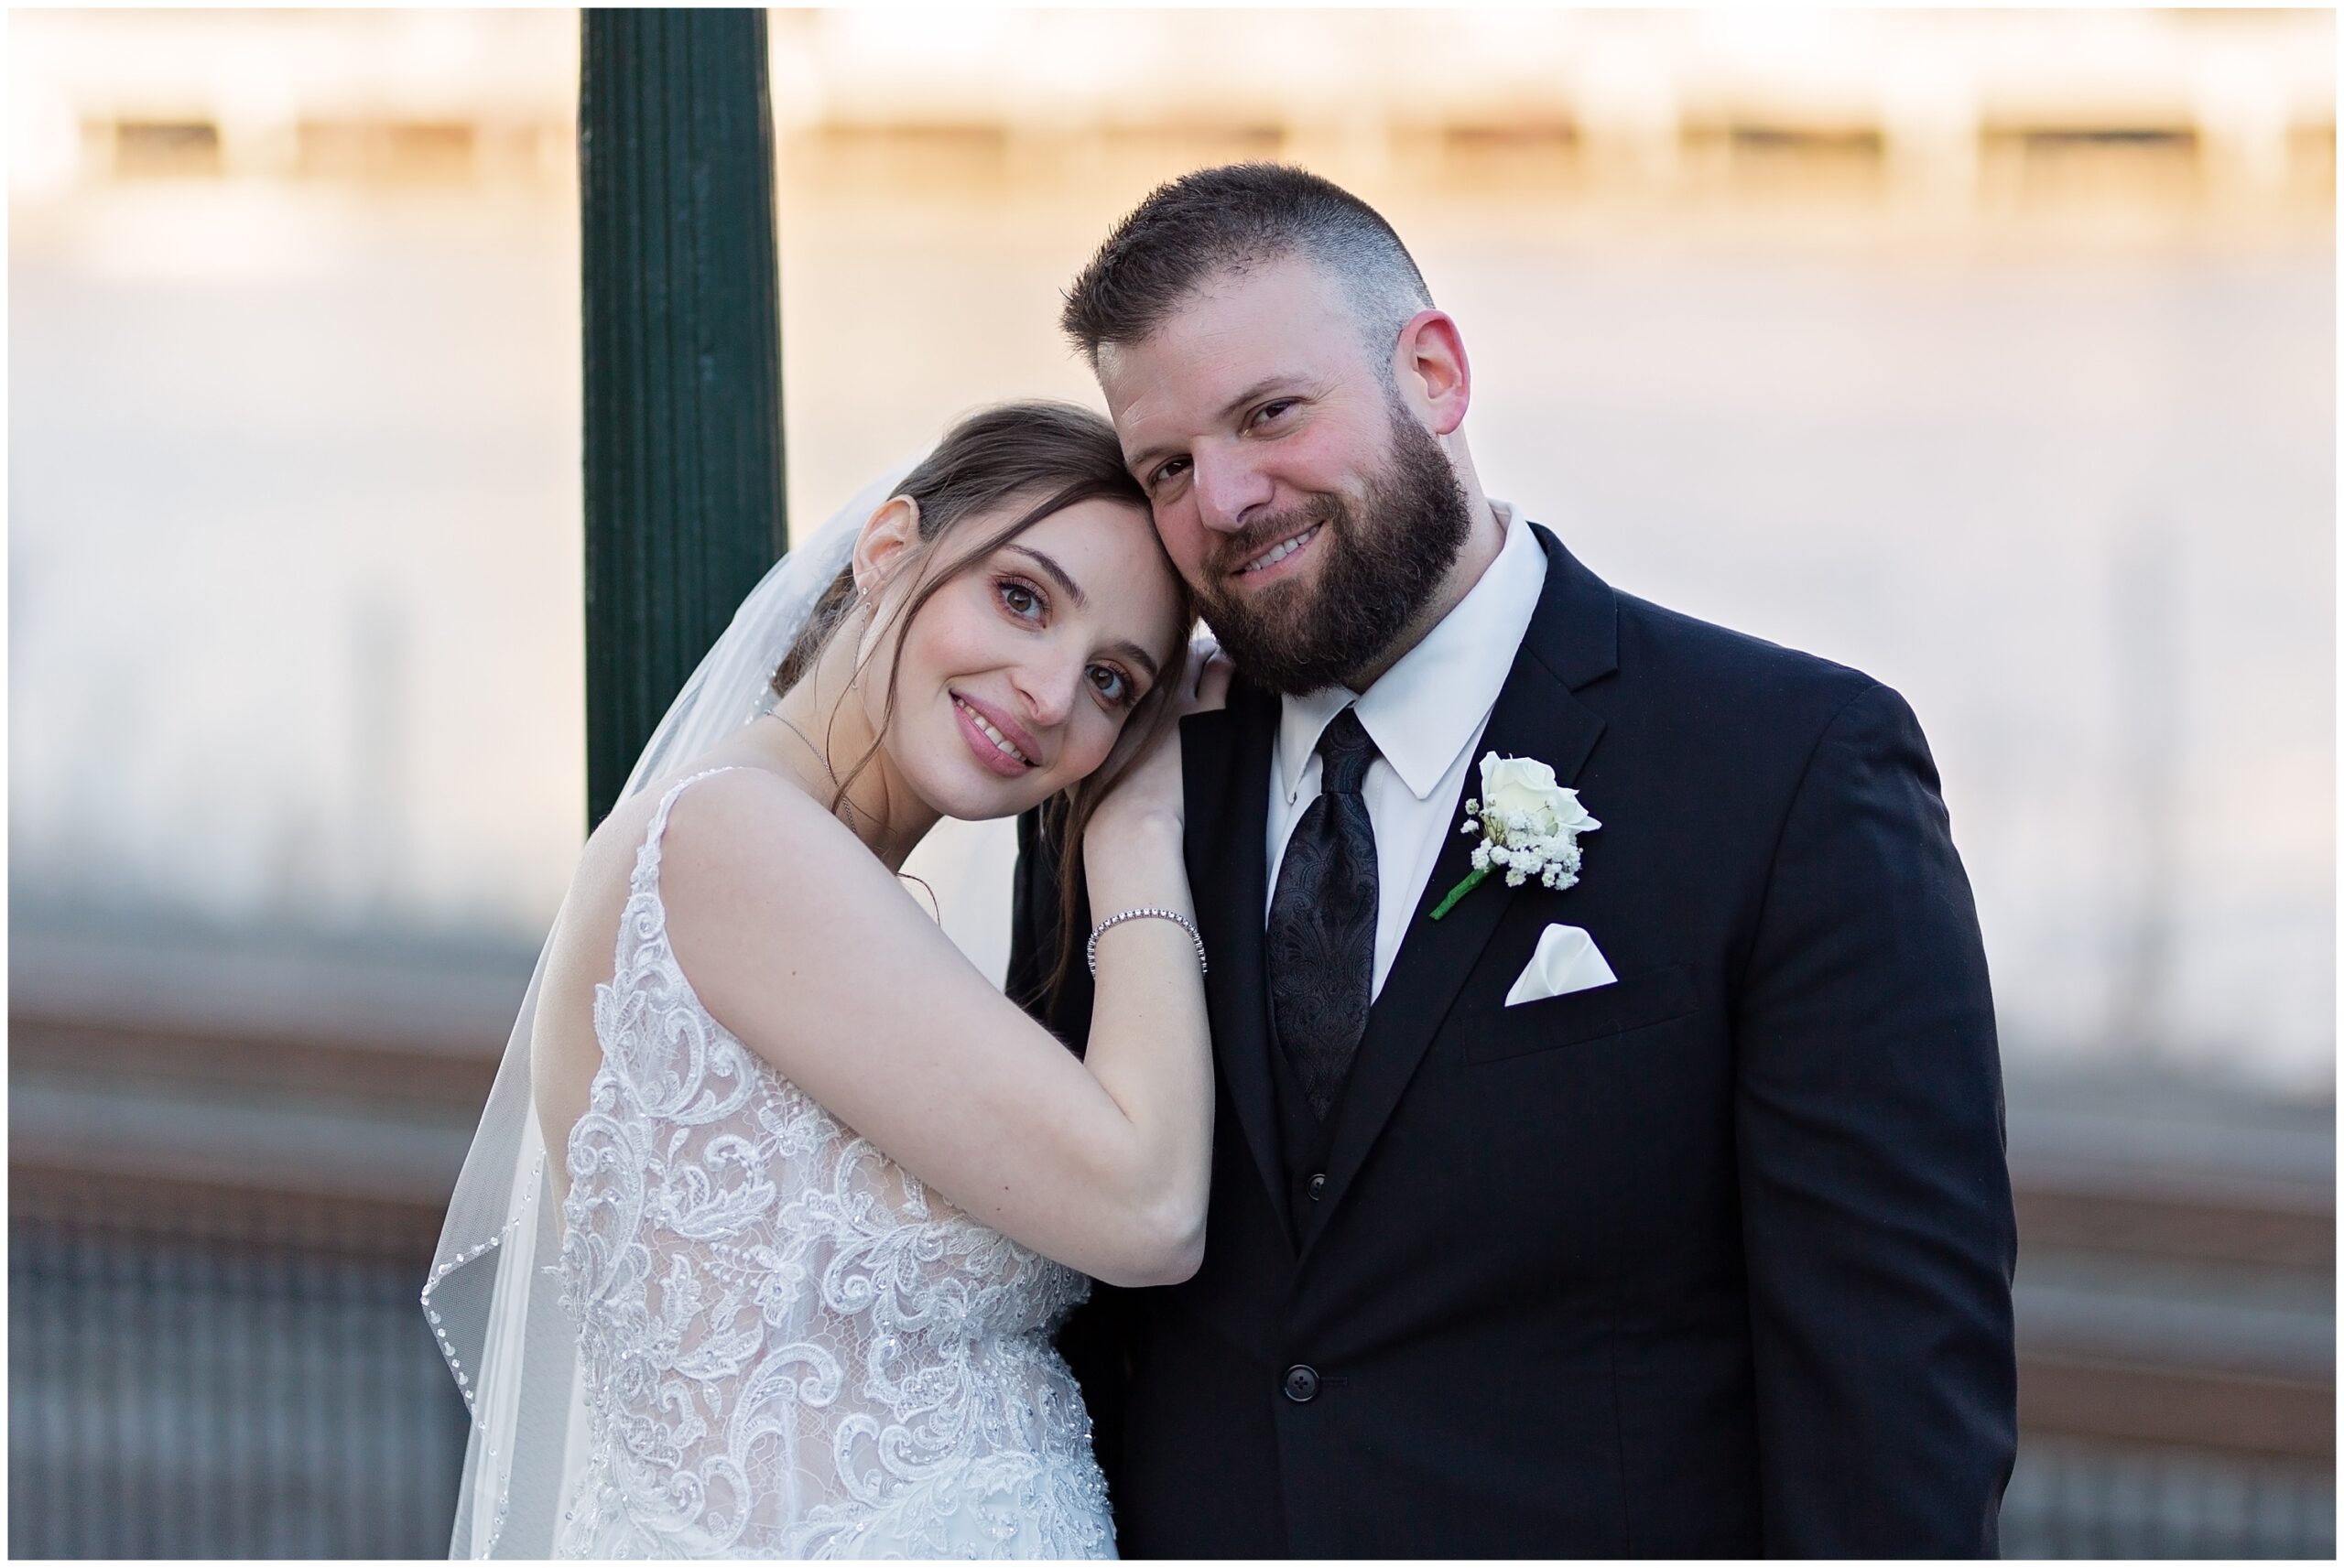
[1179,640,1210,699]
[1191,651,1235,712]
[1182,632,1221,694]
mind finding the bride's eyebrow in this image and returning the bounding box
[1106,639,1160,684]
[1003,545,1086,609]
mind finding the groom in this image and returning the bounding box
[1007,165,2016,1557]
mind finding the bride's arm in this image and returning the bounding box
[658,745,1215,1290]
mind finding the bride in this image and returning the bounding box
[424,402,1222,1558]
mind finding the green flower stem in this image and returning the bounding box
[1427,865,1490,922]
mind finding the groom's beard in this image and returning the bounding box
[1192,402,1474,697]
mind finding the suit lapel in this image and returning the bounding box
[1299,526,1620,1260]
[1181,679,1292,1242]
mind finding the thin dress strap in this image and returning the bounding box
[625,765,746,897]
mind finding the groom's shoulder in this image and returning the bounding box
[1605,582,1882,727]
[1530,524,1883,734]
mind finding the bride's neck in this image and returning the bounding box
[755,638,939,873]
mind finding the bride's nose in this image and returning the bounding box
[1008,649,1080,731]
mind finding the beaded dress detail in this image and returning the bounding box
[554,770,1112,1558]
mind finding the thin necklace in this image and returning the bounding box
[767,711,939,924]
[769,710,839,788]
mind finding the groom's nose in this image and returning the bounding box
[1192,446,1275,534]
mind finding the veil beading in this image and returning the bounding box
[421,458,1002,1557]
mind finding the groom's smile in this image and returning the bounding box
[1231,520,1321,581]
[1202,492,1349,604]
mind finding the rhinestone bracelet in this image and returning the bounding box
[1086,907,1209,977]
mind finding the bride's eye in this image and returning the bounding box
[1089,665,1135,707]
[997,578,1046,622]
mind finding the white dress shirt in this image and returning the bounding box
[1265,500,1549,1001]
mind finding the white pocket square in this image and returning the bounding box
[1504,924,1618,1007]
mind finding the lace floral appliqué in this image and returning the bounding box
[554,771,1113,1559]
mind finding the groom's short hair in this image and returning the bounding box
[1061,163,1433,377]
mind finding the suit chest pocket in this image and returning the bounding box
[1461,962,1698,1065]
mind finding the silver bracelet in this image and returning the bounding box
[1086,907,1208,977]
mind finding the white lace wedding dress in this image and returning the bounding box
[552,770,1115,1558]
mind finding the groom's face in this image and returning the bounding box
[1098,254,1471,695]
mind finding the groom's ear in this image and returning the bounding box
[852,494,924,599]
[1394,308,1471,438]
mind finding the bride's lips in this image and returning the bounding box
[950,689,1042,778]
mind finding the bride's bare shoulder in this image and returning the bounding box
[652,765,904,930]
[549,767,822,946]
[652,763,851,865]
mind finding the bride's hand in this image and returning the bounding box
[1087,638,1233,847]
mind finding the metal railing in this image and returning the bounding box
[5,934,2333,1558]
[11,1177,2331,1560]
[8,1177,467,1559]
[2003,1435,2334,1559]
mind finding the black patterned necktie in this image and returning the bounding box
[1266,707,1380,1120]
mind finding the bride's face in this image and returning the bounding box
[861,493,1186,821]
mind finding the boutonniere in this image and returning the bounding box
[1428,752,1601,921]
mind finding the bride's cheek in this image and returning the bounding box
[1079,718,1119,778]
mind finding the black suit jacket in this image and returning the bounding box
[1007,526,2017,1557]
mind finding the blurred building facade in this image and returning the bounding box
[8,7,2335,1558]
[16,9,2335,202]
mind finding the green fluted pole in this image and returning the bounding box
[580,8,787,829]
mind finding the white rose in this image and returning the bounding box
[1477,752,1600,836]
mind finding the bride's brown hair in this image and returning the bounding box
[771,401,1195,1016]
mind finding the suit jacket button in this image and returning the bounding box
[1283,1364,1319,1403]
[1307,1173,1327,1201]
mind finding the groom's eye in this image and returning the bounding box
[1251,399,1297,427]
[1148,457,1189,491]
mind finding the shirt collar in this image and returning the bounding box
[1275,499,1549,805]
